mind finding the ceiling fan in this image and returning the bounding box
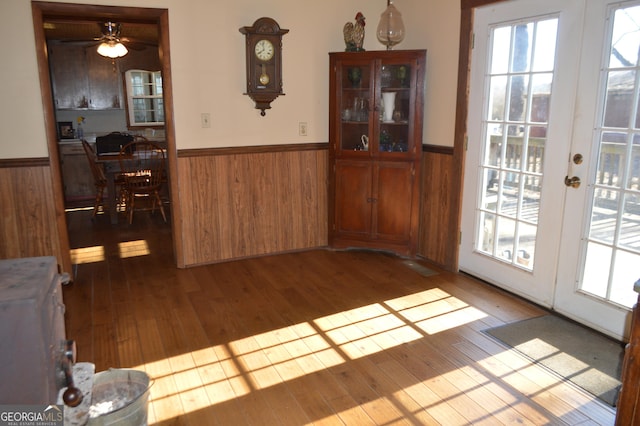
[96,22,129,58]
[45,20,157,57]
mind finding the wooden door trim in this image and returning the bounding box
[31,2,71,274]
[31,2,183,269]
[450,0,506,270]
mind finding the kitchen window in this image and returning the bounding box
[125,69,164,126]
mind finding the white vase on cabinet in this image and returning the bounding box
[382,92,396,122]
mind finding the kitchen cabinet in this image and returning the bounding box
[59,142,94,202]
[48,42,122,110]
[328,50,426,256]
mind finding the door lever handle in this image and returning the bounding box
[564,175,581,188]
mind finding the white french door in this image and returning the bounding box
[460,0,640,340]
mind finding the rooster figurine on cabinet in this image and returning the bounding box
[343,12,366,52]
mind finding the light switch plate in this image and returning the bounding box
[201,113,211,128]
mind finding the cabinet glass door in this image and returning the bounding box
[339,62,372,152]
[378,62,413,156]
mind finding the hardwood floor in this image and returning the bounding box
[63,208,616,425]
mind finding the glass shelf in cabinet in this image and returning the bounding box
[341,119,370,124]
[380,120,409,125]
[380,87,410,93]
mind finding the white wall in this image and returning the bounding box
[0,0,460,158]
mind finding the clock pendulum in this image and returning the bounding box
[259,64,270,86]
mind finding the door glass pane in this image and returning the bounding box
[611,249,640,305]
[507,75,529,122]
[499,172,520,218]
[532,20,557,72]
[486,124,504,167]
[609,6,640,68]
[489,76,508,121]
[590,187,619,245]
[604,71,635,127]
[621,193,640,251]
[580,4,640,308]
[582,242,611,298]
[475,17,558,271]
[481,168,498,211]
[517,222,537,267]
[478,211,496,254]
[491,27,511,74]
[629,135,640,189]
[530,74,552,122]
[497,216,517,261]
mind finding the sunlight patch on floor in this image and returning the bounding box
[70,245,105,264]
[416,306,489,335]
[119,240,150,258]
[137,288,493,423]
[70,239,150,263]
[65,206,94,213]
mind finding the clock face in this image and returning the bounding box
[254,39,274,61]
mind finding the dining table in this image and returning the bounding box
[96,150,168,224]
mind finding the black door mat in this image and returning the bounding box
[485,315,625,407]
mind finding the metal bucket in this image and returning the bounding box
[87,369,152,426]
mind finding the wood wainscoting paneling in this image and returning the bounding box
[177,144,328,266]
[418,145,456,270]
[0,159,65,265]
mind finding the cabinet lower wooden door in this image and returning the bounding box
[334,160,372,237]
[332,159,417,253]
[374,161,415,244]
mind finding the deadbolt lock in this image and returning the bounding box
[573,153,583,164]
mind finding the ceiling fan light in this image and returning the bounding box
[97,41,128,58]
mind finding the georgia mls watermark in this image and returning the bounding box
[0,405,63,426]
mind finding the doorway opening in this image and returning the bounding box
[31,2,180,274]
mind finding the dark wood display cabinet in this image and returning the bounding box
[328,50,426,256]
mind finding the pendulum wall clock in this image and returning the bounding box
[239,17,289,116]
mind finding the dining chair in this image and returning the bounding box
[82,140,128,218]
[81,140,109,217]
[81,140,106,217]
[118,137,167,224]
